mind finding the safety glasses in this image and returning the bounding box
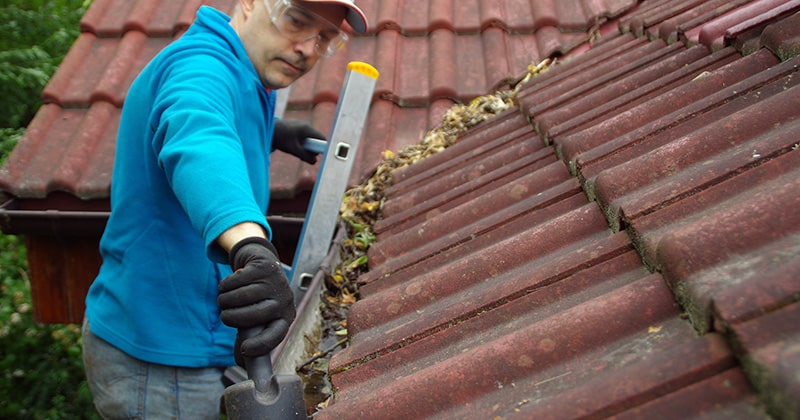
[263,0,349,57]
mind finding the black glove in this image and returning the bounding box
[272,119,326,164]
[218,237,296,366]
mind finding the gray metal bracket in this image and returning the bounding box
[277,62,379,306]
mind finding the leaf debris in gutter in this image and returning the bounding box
[334,58,551,295]
[301,59,552,415]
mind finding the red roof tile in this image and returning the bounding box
[1,0,799,418]
[319,2,800,419]
[0,0,639,204]
[730,301,800,415]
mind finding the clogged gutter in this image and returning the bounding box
[298,59,551,414]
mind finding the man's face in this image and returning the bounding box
[238,0,347,89]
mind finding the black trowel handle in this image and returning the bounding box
[225,327,306,419]
[241,327,273,393]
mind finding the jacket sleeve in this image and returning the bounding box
[148,52,272,263]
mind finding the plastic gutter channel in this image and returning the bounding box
[0,198,110,236]
[273,222,345,374]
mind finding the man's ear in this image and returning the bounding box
[238,0,257,18]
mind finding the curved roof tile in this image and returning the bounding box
[1,0,638,203]
[2,1,797,416]
[320,2,800,419]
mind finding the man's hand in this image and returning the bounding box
[273,119,325,164]
[218,237,295,366]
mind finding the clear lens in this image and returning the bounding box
[265,0,348,57]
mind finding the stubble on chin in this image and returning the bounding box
[259,63,294,90]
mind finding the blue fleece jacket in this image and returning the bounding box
[86,6,276,367]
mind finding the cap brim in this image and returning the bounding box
[345,8,367,34]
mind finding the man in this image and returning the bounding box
[81,0,367,418]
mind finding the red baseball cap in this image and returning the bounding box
[303,0,368,34]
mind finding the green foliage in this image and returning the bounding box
[0,0,88,128]
[1,0,97,418]
[0,235,99,419]
[0,127,24,165]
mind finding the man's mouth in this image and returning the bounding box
[278,57,306,75]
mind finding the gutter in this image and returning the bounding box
[0,197,305,256]
[0,197,109,236]
[273,222,344,374]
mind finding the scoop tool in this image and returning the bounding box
[224,327,306,419]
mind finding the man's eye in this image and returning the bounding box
[285,11,312,30]
[285,15,302,28]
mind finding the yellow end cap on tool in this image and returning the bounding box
[348,62,379,79]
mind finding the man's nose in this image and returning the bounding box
[293,36,318,57]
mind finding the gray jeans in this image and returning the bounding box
[81,318,225,419]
